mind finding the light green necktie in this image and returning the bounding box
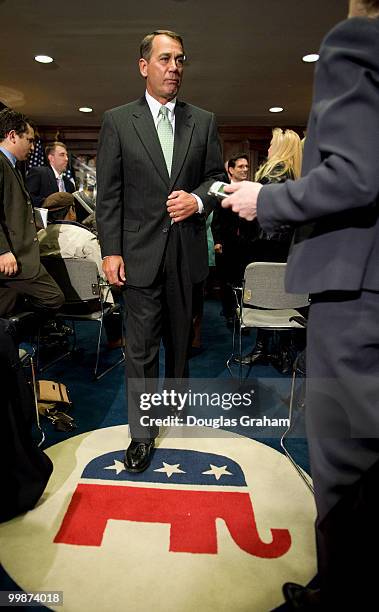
[157,105,173,175]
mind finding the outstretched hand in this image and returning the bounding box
[221,181,262,221]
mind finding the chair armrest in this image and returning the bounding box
[289,315,307,328]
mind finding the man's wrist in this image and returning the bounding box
[191,193,204,213]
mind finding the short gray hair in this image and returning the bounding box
[139,30,184,61]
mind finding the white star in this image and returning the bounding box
[104,459,126,475]
[202,464,233,481]
[154,462,186,478]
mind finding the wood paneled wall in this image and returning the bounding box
[38,124,305,176]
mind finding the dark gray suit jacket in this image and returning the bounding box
[258,16,379,294]
[96,96,225,287]
[0,151,40,280]
[26,165,75,208]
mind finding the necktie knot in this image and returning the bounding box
[159,105,169,119]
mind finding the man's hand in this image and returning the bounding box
[221,181,263,221]
[0,252,18,276]
[102,255,126,287]
[167,190,198,222]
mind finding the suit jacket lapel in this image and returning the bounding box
[170,102,194,190]
[48,166,59,193]
[131,97,169,187]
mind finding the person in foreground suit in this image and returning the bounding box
[222,0,379,608]
[0,109,64,317]
[26,141,75,208]
[96,30,225,472]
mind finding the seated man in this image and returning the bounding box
[26,141,75,207]
[38,192,122,347]
[38,192,105,278]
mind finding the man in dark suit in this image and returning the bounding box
[0,109,64,316]
[222,1,379,607]
[212,154,259,327]
[96,30,225,472]
[26,141,75,208]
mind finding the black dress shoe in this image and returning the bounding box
[124,439,155,473]
[233,341,269,366]
[283,583,322,610]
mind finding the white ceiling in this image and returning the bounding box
[0,0,347,127]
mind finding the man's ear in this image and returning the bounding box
[139,58,148,78]
[65,207,76,222]
[7,130,16,143]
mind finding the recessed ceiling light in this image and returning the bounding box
[269,107,284,113]
[78,107,93,113]
[34,55,54,64]
[302,53,319,63]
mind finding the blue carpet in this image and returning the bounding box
[0,297,312,610]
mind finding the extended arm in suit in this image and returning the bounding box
[223,17,379,228]
[259,17,379,232]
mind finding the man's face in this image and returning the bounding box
[229,158,249,182]
[13,125,35,161]
[139,34,184,103]
[49,145,69,174]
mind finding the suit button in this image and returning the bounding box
[33,237,38,242]
[30,219,34,223]
[162,227,169,233]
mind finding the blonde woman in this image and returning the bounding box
[236,128,303,368]
[256,127,302,184]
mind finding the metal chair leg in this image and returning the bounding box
[93,312,125,381]
[280,360,314,493]
[226,315,237,377]
[19,348,46,447]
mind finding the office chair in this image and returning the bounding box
[40,257,124,380]
[227,262,309,383]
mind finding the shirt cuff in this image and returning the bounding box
[191,193,204,214]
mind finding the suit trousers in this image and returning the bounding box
[124,224,195,441]
[305,289,379,605]
[0,264,64,317]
